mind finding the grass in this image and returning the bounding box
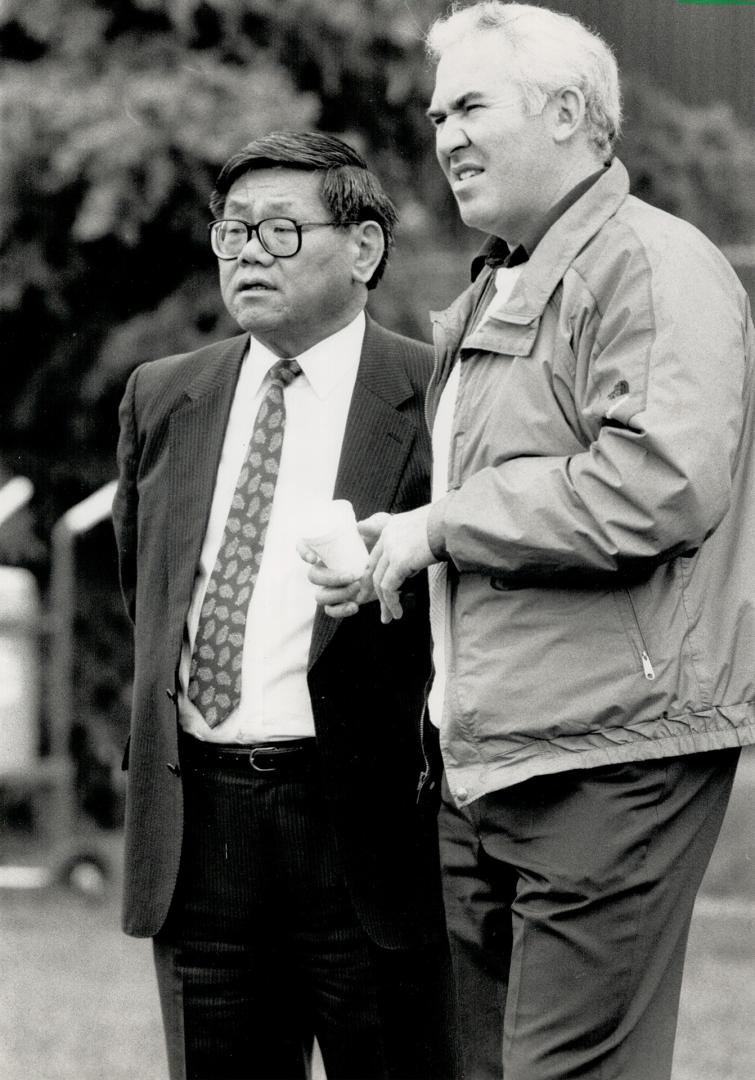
[1,750,753,1080]
[0,855,165,1080]
[674,906,755,1080]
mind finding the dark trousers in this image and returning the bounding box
[439,749,739,1080]
[153,741,456,1080]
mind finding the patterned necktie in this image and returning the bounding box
[188,357,302,728]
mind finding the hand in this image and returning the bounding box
[369,505,436,623]
[296,512,391,619]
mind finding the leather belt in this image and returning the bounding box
[180,735,317,774]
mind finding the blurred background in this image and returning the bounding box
[1,1,754,1078]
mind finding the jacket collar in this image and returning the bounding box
[490,158,631,325]
[434,158,631,344]
[176,315,416,409]
[354,314,416,409]
[469,164,609,281]
[179,333,249,404]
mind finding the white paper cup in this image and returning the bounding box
[300,500,369,577]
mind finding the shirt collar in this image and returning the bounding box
[247,311,366,400]
[470,164,609,281]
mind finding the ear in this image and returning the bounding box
[349,221,385,286]
[548,86,586,145]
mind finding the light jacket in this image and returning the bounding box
[426,158,755,808]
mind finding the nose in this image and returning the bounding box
[435,114,470,163]
[239,230,275,265]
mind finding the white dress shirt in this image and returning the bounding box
[428,266,523,728]
[178,312,365,743]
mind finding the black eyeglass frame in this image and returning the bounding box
[208,217,360,259]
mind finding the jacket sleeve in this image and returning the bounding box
[428,227,750,579]
[112,366,141,623]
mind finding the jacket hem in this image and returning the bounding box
[444,721,755,807]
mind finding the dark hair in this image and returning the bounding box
[209,131,398,289]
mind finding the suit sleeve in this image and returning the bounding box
[427,229,749,579]
[112,366,141,623]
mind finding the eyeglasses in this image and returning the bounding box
[208,217,358,260]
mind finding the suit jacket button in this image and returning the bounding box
[166,762,181,777]
[165,688,178,703]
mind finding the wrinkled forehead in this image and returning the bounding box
[430,31,520,110]
[223,167,326,217]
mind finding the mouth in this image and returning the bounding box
[236,281,274,294]
[451,164,484,186]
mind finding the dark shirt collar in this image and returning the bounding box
[470,165,609,281]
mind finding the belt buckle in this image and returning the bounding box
[249,746,277,773]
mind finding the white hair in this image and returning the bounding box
[426,2,622,159]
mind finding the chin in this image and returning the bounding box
[231,304,275,330]
[455,197,492,234]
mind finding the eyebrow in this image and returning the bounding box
[426,90,484,121]
[224,195,298,215]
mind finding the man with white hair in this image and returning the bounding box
[305,3,755,1078]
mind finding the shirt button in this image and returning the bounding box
[454,786,468,802]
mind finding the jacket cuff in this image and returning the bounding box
[427,498,449,560]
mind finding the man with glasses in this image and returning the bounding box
[113,131,455,1080]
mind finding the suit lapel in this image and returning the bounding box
[166,336,248,658]
[308,319,418,670]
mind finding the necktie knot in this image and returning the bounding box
[268,358,302,388]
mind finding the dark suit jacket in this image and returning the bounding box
[113,317,443,947]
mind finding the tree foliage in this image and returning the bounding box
[622,81,755,248]
[0,0,455,524]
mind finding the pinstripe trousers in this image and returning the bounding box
[153,742,455,1080]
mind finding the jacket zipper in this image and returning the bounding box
[624,589,656,681]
